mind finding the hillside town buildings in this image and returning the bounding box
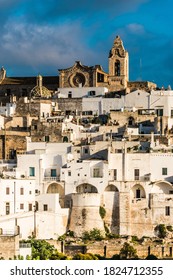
[1,35,173,259]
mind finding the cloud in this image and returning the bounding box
[0,19,97,76]
[126,23,145,35]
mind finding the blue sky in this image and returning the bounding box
[0,0,173,87]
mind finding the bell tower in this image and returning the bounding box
[108,35,129,91]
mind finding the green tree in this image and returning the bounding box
[119,242,138,259]
[82,228,104,242]
[156,224,167,238]
[30,239,68,260]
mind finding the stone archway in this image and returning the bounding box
[105,184,119,192]
[150,181,173,194]
[47,182,65,207]
[76,183,98,193]
[131,184,146,199]
[47,182,64,195]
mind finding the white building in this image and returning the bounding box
[57,87,108,98]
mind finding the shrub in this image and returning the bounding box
[99,206,106,219]
[119,242,138,259]
[155,224,167,238]
[82,228,104,242]
[72,253,98,260]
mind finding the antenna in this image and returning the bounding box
[139,58,142,81]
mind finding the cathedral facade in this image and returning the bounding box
[59,35,129,92]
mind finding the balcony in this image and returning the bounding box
[43,176,60,182]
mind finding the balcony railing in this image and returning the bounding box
[43,176,60,182]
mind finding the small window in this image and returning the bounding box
[156,109,163,116]
[162,168,167,175]
[6,202,10,215]
[43,204,48,211]
[134,169,140,180]
[93,168,100,178]
[171,109,173,118]
[20,188,24,195]
[28,204,32,211]
[6,187,10,195]
[51,169,57,177]
[84,148,88,154]
[114,169,117,180]
[68,171,71,176]
[29,167,35,177]
[165,206,170,216]
[45,136,49,142]
[68,93,72,98]
[136,189,141,199]
[20,203,24,210]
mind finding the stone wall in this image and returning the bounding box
[0,234,19,260]
[57,98,82,114]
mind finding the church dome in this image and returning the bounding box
[31,74,51,98]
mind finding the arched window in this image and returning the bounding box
[115,60,120,76]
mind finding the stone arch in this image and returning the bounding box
[105,184,119,192]
[150,180,173,194]
[47,182,64,196]
[76,183,98,193]
[131,184,146,199]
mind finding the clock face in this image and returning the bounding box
[70,73,86,87]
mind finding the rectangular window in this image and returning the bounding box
[165,206,170,216]
[51,169,57,177]
[20,188,24,195]
[93,168,101,178]
[6,187,10,195]
[84,148,88,154]
[68,171,71,176]
[114,169,117,180]
[134,169,140,180]
[45,136,49,142]
[156,108,163,116]
[162,168,167,175]
[20,204,24,210]
[28,204,32,211]
[171,109,173,118]
[43,204,48,211]
[29,167,35,177]
[6,202,10,215]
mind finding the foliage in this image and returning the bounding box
[82,228,104,242]
[119,242,138,259]
[111,254,121,260]
[131,235,140,243]
[99,206,106,219]
[30,238,68,260]
[166,225,173,232]
[155,224,167,238]
[72,253,98,260]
